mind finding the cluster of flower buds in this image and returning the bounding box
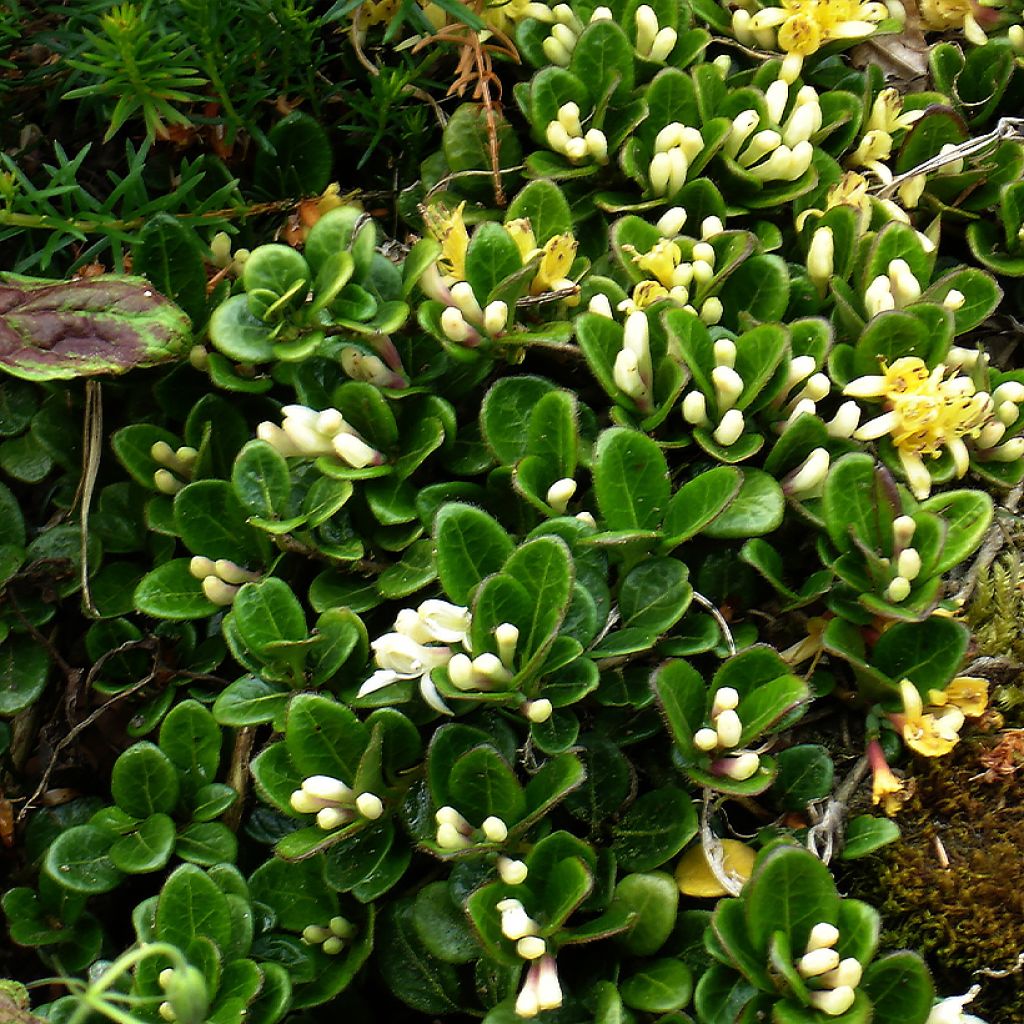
[648,122,704,196]
[290,775,385,830]
[723,102,814,184]
[769,353,833,434]
[883,514,922,603]
[794,922,864,1016]
[256,405,383,469]
[542,4,611,66]
[680,337,753,447]
[151,441,198,495]
[340,345,406,389]
[612,310,655,413]
[435,806,510,850]
[762,79,823,153]
[692,687,761,781]
[188,556,259,607]
[440,281,509,345]
[209,231,250,277]
[862,258,944,317]
[157,966,209,1024]
[633,4,677,60]
[620,233,723,325]
[301,915,356,955]
[545,102,608,165]
[496,899,564,1016]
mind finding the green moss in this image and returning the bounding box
[848,737,1024,1023]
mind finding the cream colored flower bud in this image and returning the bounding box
[713,338,737,369]
[159,1002,176,1022]
[496,623,520,668]
[820,958,863,990]
[712,366,744,412]
[448,652,477,691]
[518,936,547,960]
[864,275,895,317]
[614,347,645,400]
[552,3,581,28]
[700,297,724,325]
[189,556,217,580]
[715,709,743,748]
[899,173,927,208]
[656,206,687,236]
[682,390,711,427]
[546,121,571,155]
[806,922,840,951]
[546,477,577,513]
[667,147,688,194]
[694,727,719,751]
[892,515,916,548]
[214,559,258,585]
[888,259,921,307]
[738,129,781,168]
[322,936,344,955]
[303,924,331,943]
[649,26,677,61]
[692,241,715,265]
[482,816,509,843]
[551,22,576,47]
[498,899,537,940]
[543,34,572,65]
[356,792,384,820]
[977,421,1006,449]
[783,103,821,148]
[564,136,589,162]
[826,400,862,438]
[317,806,352,831]
[989,437,1024,461]
[808,227,834,293]
[963,11,988,45]
[809,987,856,1016]
[711,687,739,716]
[290,789,328,814]
[451,281,483,323]
[588,293,613,318]
[731,8,755,44]
[473,653,512,684]
[1010,23,1024,52]
[993,381,1024,405]
[441,305,473,343]
[150,440,176,467]
[635,4,659,56]
[655,122,683,154]
[435,805,468,828]
[724,109,759,159]
[557,101,582,137]
[786,447,830,496]
[330,915,356,938]
[585,129,609,164]
[575,510,596,528]
[886,576,912,603]
[437,821,473,849]
[154,469,184,495]
[202,576,238,606]
[692,259,714,284]
[304,775,353,803]
[483,300,509,336]
[256,421,301,457]
[590,5,613,19]
[315,408,344,437]
[897,548,922,581]
[714,409,745,447]
[719,751,760,780]
[798,947,842,978]
[525,698,554,723]
[997,400,1019,425]
[498,856,529,885]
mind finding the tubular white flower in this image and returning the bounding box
[420,674,453,714]
[826,400,862,439]
[546,477,577,513]
[809,987,857,1016]
[854,410,899,441]
[333,432,381,469]
[737,129,781,168]
[497,899,538,940]
[450,281,483,323]
[316,805,353,831]
[712,366,744,413]
[808,227,834,294]
[483,300,509,335]
[694,728,719,751]
[667,147,688,195]
[515,968,541,1019]
[649,152,672,194]
[482,816,509,843]
[498,856,529,885]
[303,775,354,804]
[717,751,760,780]
[496,623,520,669]
[536,956,563,1010]
[635,5,658,55]
[715,709,743,748]
[373,632,453,677]
[682,391,711,428]
[356,793,385,820]
[525,698,554,723]
[418,600,471,644]
[798,947,842,978]
[806,922,840,951]
[656,206,687,236]
[701,216,725,240]
[649,26,677,61]
[557,101,582,137]
[785,447,830,496]
[714,409,745,447]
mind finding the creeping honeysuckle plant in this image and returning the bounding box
[4,1,1024,1023]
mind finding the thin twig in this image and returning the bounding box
[701,790,743,896]
[805,755,869,864]
[692,591,736,656]
[78,381,103,618]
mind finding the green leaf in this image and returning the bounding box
[862,952,934,1024]
[134,558,218,620]
[570,20,635,104]
[774,745,835,810]
[614,872,678,956]
[232,578,307,659]
[481,376,556,464]
[871,617,970,692]
[159,699,222,794]
[841,816,900,860]
[465,223,523,304]
[111,742,181,817]
[612,787,698,871]
[744,846,839,955]
[232,441,291,519]
[156,863,231,953]
[502,536,574,660]
[693,963,757,1024]
[448,746,525,824]
[619,557,691,633]
[620,959,693,1013]
[701,469,783,539]
[208,295,276,362]
[653,659,706,759]
[44,825,123,894]
[0,272,191,381]
[174,480,264,564]
[286,693,369,784]
[133,213,208,327]
[718,257,790,327]
[413,881,481,963]
[434,503,514,604]
[255,111,332,196]
[661,466,743,548]
[823,452,896,554]
[110,813,176,873]
[213,676,290,726]
[506,180,572,242]
[737,674,808,745]
[593,427,670,531]
[0,635,50,715]
[918,489,992,574]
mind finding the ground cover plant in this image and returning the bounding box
[2,1,1024,1023]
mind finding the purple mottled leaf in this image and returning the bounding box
[0,273,191,381]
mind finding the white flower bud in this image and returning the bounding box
[694,727,719,751]
[496,622,520,668]
[614,347,646,401]
[809,987,856,1016]
[711,687,739,715]
[172,445,197,467]
[214,559,258,585]
[564,136,589,162]
[516,979,540,1019]
[525,698,553,723]
[648,26,677,61]
[303,775,353,803]
[865,275,895,318]
[785,447,830,496]
[784,398,818,429]
[557,101,582,137]
[441,305,474,343]
[718,751,760,780]
[498,856,529,885]
[655,122,683,154]
[551,22,577,48]
[715,709,743,748]
[498,899,537,940]
[154,469,185,494]
[330,916,356,938]
[159,968,176,990]
[820,958,863,989]
[682,390,711,427]
[806,922,840,951]
[322,936,344,955]
[888,259,921,307]
[316,408,345,436]
[712,366,744,412]
[473,653,513,684]
[997,400,1020,425]
[202,576,238,606]
[700,297,723,325]
[189,555,217,580]
[635,4,659,56]
[808,227,834,293]
[256,422,302,457]
[585,129,608,164]
[479,299,508,337]
[714,339,737,369]
[302,924,330,944]
[356,792,384,820]
[667,147,688,194]
[886,576,912,603]
[536,957,563,1010]
[713,408,745,447]
[448,652,477,691]
[993,381,1024,405]
[897,547,922,581]
[552,3,582,28]
[765,79,789,125]
[590,5,613,19]
[691,259,714,284]
[738,129,781,168]
[546,477,577,513]
[518,936,547,960]
[317,806,353,830]
[588,292,613,317]
[731,9,755,45]
[333,432,380,469]
[437,821,473,849]
[656,206,687,236]
[481,816,508,843]
[701,216,725,240]
[543,34,573,65]
[798,947,842,978]
[783,103,821,147]
[575,510,596,528]
[987,437,1024,461]
[892,515,917,548]
[1010,23,1024,52]
[290,789,330,814]
[692,241,715,265]
[976,421,1006,449]
[545,120,571,154]
[435,805,468,828]
[724,109,760,159]
[159,1002,176,1022]
[826,400,862,438]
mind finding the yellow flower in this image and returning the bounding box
[928,676,989,719]
[628,280,671,311]
[531,233,578,295]
[423,202,469,282]
[675,839,755,897]
[867,88,924,135]
[919,0,989,42]
[507,219,538,263]
[751,0,888,56]
[625,239,683,289]
[898,678,966,757]
[872,761,909,815]
[796,171,876,232]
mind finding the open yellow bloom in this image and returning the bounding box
[898,678,970,757]
[752,0,888,56]
[796,171,874,232]
[845,357,993,498]
[867,88,925,135]
[927,676,989,719]
[919,0,989,43]
[531,233,578,294]
[423,202,469,282]
[625,239,683,289]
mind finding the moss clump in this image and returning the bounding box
[851,736,1024,1023]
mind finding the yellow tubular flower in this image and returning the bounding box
[928,676,989,718]
[531,233,578,294]
[898,679,967,757]
[626,239,683,289]
[507,218,538,262]
[423,202,469,281]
